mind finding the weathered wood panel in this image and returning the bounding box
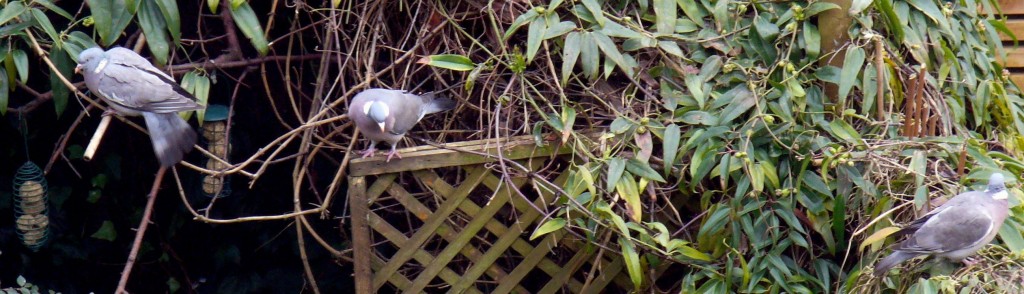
[348,133,646,293]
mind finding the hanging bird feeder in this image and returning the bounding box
[13,161,49,251]
[201,105,232,198]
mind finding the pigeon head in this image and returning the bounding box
[366,101,389,132]
[76,47,107,74]
[988,172,1008,200]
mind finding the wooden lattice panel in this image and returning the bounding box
[348,135,637,293]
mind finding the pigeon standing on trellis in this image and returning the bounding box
[874,172,1011,274]
[348,88,456,162]
[77,47,205,167]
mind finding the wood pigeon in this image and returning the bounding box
[348,88,455,161]
[77,47,204,167]
[874,172,1011,274]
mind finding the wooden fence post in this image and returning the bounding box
[349,176,372,294]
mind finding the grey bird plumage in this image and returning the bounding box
[348,88,456,161]
[77,47,204,167]
[874,173,1011,274]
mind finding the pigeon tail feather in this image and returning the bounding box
[423,97,456,114]
[874,251,920,275]
[142,112,197,167]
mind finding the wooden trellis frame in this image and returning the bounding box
[348,135,637,293]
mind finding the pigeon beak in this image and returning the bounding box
[377,122,386,133]
[74,64,82,75]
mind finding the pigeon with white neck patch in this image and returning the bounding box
[77,47,204,167]
[348,88,455,162]
[874,172,1011,274]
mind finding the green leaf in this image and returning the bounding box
[837,47,865,102]
[138,0,170,65]
[802,172,831,197]
[544,21,575,39]
[804,2,841,17]
[610,116,631,134]
[750,163,764,192]
[910,150,927,208]
[658,41,684,58]
[674,244,712,261]
[87,0,136,46]
[207,0,219,13]
[12,49,27,84]
[760,161,779,189]
[33,0,74,20]
[680,110,718,125]
[530,218,566,240]
[592,32,633,76]
[698,55,722,82]
[581,0,605,26]
[626,158,666,182]
[690,143,719,188]
[0,20,31,38]
[561,32,581,84]
[859,226,900,252]
[815,66,841,83]
[662,124,681,176]
[678,0,706,24]
[3,52,13,90]
[685,75,706,108]
[619,238,643,291]
[907,0,951,36]
[874,0,904,41]
[87,189,102,203]
[614,175,638,221]
[419,54,475,71]
[0,69,7,116]
[195,74,210,123]
[717,85,756,124]
[598,20,643,39]
[606,157,626,192]
[91,220,118,241]
[828,119,862,144]
[622,36,655,51]
[154,0,181,43]
[167,277,181,293]
[998,217,1024,253]
[0,1,27,26]
[753,15,779,41]
[787,78,805,98]
[49,45,73,117]
[30,8,60,47]
[803,22,820,60]
[525,14,546,62]
[548,0,565,10]
[16,276,26,287]
[652,0,675,34]
[577,164,597,198]
[229,2,269,55]
[503,9,538,40]
[579,32,599,79]
[230,0,244,10]
[64,31,100,61]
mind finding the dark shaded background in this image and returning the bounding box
[0,1,354,292]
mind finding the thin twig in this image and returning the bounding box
[115,166,168,293]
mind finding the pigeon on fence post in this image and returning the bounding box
[874,172,1011,274]
[77,47,205,167]
[348,88,456,162]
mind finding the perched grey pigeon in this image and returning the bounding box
[348,88,456,161]
[874,173,1011,274]
[77,47,204,167]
